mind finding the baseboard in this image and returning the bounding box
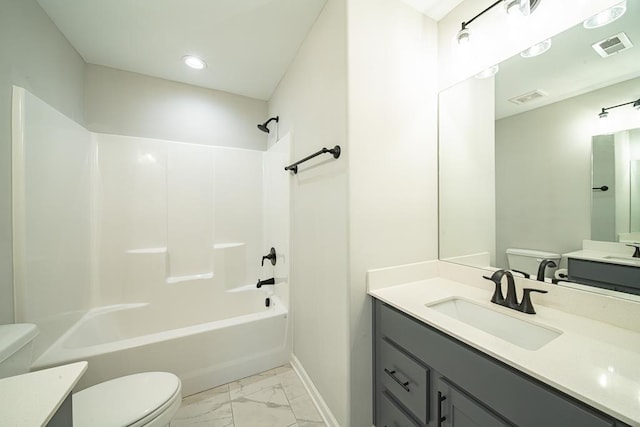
[290,354,340,427]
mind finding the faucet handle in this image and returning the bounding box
[512,269,530,279]
[483,272,505,304]
[625,244,640,258]
[261,247,277,266]
[518,288,548,314]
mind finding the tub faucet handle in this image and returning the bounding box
[261,247,277,266]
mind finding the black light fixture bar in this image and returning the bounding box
[599,98,640,118]
[461,0,502,30]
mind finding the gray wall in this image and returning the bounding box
[0,0,86,323]
[84,64,268,150]
[495,77,640,268]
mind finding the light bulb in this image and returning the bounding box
[457,27,470,44]
[520,39,552,58]
[583,1,627,29]
[503,0,530,17]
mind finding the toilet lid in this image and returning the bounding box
[73,372,181,427]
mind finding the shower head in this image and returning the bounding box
[257,116,279,133]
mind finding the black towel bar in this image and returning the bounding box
[285,145,341,174]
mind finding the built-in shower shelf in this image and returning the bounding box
[125,247,167,254]
[166,272,214,284]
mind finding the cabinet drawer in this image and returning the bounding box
[379,336,429,424]
[377,390,421,427]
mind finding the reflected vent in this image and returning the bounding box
[508,89,547,105]
[592,32,633,58]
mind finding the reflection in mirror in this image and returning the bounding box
[591,129,640,242]
[439,1,640,299]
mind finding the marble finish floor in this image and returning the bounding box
[170,364,326,427]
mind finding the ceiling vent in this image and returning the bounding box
[508,89,548,105]
[592,32,633,58]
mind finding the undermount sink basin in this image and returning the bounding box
[426,297,561,351]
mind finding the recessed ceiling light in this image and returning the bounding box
[520,39,552,58]
[182,55,206,70]
[583,1,627,29]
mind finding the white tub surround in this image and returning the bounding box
[368,261,640,426]
[0,361,87,426]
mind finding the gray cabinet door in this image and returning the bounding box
[437,378,511,427]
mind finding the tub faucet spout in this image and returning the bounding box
[256,278,275,288]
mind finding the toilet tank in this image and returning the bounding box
[506,248,561,278]
[0,323,38,379]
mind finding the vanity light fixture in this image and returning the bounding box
[182,55,207,70]
[598,98,640,119]
[456,0,542,44]
[520,38,551,58]
[583,1,627,29]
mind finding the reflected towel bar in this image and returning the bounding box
[285,145,341,174]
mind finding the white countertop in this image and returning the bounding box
[565,249,640,267]
[368,261,640,426]
[0,361,87,426]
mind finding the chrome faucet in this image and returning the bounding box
[483,270,548,314]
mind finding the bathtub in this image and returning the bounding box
[32,289,289,395]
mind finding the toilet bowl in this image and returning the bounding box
[73,371,181,427]
[0,323,182,426]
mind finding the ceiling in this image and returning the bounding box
[495,1,640,119]
[36,0,328,101]
[399,0,465,20]
[37,0,463,102]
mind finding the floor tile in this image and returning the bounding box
[173,364,326,427]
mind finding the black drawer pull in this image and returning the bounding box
[384,368,411,392]
[438,391,447,426]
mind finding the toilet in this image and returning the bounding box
[0,323,182,426]
[506,248,562,279]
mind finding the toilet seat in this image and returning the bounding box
[73,372,182,427]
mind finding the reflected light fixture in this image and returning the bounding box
[520,38,551,58]
[182,55,207,70]
[598,98,640,119]
[475,64,500,79]
[457,0,542,44]
[583,1,627,29]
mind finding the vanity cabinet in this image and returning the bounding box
[373,299,628,427]
[567,258,640,295]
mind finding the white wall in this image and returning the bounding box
[495,77,640,268]
[84,64,268,151]
[0,0,85,324]
[347,0,438,424]
[268,0,349,424]
[438,0,623,90]
[439,76,495,264]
